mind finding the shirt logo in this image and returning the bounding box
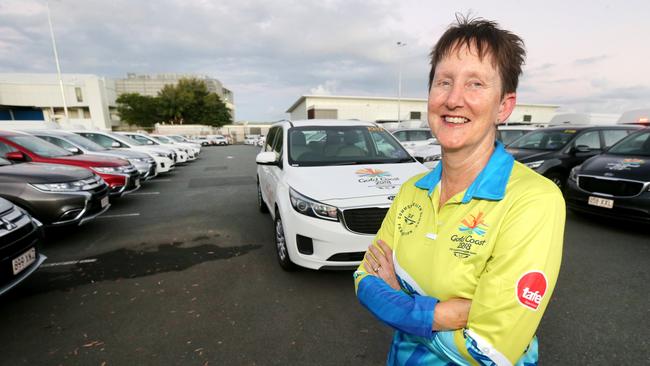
[396,202,423,236]
[516,271,548,311]
[459,212,488,236]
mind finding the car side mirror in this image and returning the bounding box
[5,151,26,162]
[574,145,591,154]
[66,147,81,154]
[427,137,438,145]
[256,151,279,165]
[146,140,154,145]
[111,141,121,148]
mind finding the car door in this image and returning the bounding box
[258,127,279,209]
[266,127,285,215]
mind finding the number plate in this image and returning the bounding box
[101,196,109,208]
[588,196,614,209]
[12,247,36,275]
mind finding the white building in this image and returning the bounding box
[0,73,118,130]
[286,95,559,124]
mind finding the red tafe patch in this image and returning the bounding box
[516,271,547,311]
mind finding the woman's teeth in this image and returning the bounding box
[444,116,469,124]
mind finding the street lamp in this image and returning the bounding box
[46,0,69,123]
[396,41,407,124]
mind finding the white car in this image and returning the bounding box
[207,134,229,146]
[151,134,201,157]
[117,132,191,162]
[245,135,260,145]
[74,131,176,174]
[256,119,427,270]
[391,128,436,149]
[497,124,540,146]
[410,140,442,170]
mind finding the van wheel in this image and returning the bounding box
[545,172,566,191]
[257,181,269,213]
[274,212,296,271]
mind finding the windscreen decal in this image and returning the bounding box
[355,168,400,189]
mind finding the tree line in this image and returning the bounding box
[116,78,232,127]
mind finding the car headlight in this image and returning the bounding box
[32,181,85,192]
[569,165,581,182]
[524,160,545,169]
[128,158,147,164]
[289,188,339,221]
[423,154,441,163]
[92,165,132,174]
[151,152,167,158]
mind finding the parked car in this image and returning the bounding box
[190,136,211,146]
[207,135,229,146]
[506,125,641,190]
[565,128,650,223]
[0,197,47,296]
[410,139,442,170]
[151,134,201,157]
[391,128,435,149]
[256,119,427,271]
[27,130,157,180]
[256,135,266,147]
[0,157,110,226]
[244,135,260,145]
[0,130,140,197]
[74,131,176,174]
[497,124,540,146]
[117,132,191,162]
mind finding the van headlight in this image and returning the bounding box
[289,188,339,221]
[525,160,545,169]
[32,181,85,192]
[569,165,581,182]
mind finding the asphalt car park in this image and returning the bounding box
[0,145,648,365]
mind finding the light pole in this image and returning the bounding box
[46,0,69,122]
[396,41,407,124]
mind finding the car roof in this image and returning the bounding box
[497,125,539,130]
[542,124,641,131]
[22,129,77,137]
[0,130,29,137]
[287,119,378,128]
[391,128,431,132]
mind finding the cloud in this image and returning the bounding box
[573,54,608,65]
[310,80,339,95]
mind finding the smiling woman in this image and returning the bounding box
[355,15,566,366]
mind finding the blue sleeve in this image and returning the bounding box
[356,275,438,338]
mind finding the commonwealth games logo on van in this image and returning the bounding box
[459,212,488,236]
[355,168,390,177]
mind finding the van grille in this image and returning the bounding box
[578,176,646,197]
[341,207,389,235]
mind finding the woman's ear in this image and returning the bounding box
[497,92,517,124]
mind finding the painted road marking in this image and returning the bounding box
[41,259,98,268]
[98,213,141,219]
[226,156,233,159]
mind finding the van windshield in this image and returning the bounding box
[607,131,650,156]
[508,129,576,150]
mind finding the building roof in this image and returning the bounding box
[286,94,559,113]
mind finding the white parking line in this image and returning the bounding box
[98,213,141,219]
[226,156,233,159]
[41,258,98,268]
[130,192,160,195]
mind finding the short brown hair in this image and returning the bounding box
[428,15,526,97]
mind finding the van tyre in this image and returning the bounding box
[257,180,269,213]
[274,211,296,271]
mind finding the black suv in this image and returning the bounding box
[0,197,46,296]
[506,125,641,190]
[566,128,650,223]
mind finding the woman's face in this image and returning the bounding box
[427,43,515,154]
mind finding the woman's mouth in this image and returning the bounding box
[443,115,470,124]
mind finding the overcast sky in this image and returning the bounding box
[1,0,648,121]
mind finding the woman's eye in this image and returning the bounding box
[437,80,451,87]
[469,81,483,88]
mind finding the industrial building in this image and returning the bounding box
[286,95,559,124]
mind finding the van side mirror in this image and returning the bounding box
[573,145,591,154]
[256,151,279,166]
[5,151,26,162]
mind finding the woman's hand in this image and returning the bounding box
[364,240,401,291]
[432,298,472,331]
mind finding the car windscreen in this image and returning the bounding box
[0,157,10,166]
[508,129,576,150]
[288,126,413,166]
[108,133,142,145]
[499,130,530,146]
[607,131,650,156]
[64,134,108,152]
[154,136,173,143]
[168,136,184,142]
[6,135,73,157]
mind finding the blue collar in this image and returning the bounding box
[414,141,515,203]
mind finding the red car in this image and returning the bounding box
[0,130,140,197]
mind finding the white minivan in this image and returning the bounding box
[256,119,427,271]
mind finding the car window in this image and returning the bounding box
[39,136,76,150]
[78,133,120,148]
[272,128,283,157]
[265,127,278,152]
[0,142,19,155]
[128,134,156,145]
[509,129,576,150]
[393,131,408,142]
[287,125,411,166]
[602,129,631,148]
[6,135,72,157]
[65,134,107,152]
[408,130,432,141]
[499,130,527,145]
[574,131,601,150]
[608,131,650,156]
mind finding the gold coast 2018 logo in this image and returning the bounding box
[397,202,423,236]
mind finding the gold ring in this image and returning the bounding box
[374,267,380,273]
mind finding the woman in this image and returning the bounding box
[354,16,565,365]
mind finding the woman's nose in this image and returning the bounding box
[444,84,464,110]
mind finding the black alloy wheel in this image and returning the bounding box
[545,171,566,192]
